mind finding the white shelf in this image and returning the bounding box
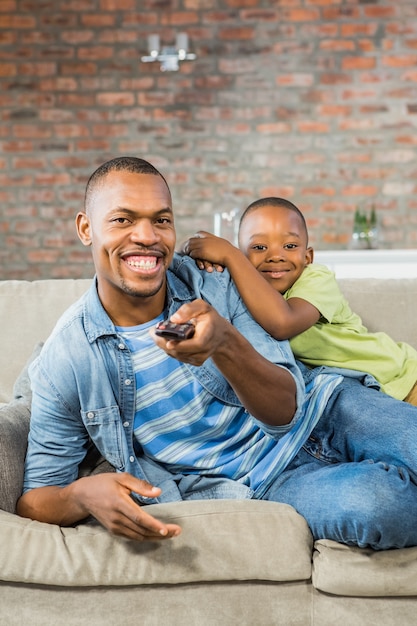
[314,249,417,279]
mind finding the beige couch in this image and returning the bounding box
[1,276,417,626]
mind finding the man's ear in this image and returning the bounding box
[305,246,314,265]
[76,212,92,247]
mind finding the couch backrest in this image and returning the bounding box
[0,279,92,404]
[1,275,416,404]
[338,277,417,348]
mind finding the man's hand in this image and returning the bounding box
[150,300,297,426]
[150,299,228,367]
[17,473,182,542]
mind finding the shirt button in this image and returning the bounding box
[123,421,129,427]
[125,379,132,386]
[129,455,135,463]
[87,411,95,419]
[118,343,125,350]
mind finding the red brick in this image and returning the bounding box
[99,0,136,9]
[96,92,135,106]
[364,5,397,19]
[75,139,111,151]
[39,77,78,90]
[382,54,417,68]
[342,56,376,70]
[320,73,352,85]
[256,122,291,134]
[27,249,61,264]
[219,27,255,40]
[0,1,17,11]
[341,23,378,37]
[160,12,199,26]
[61,62,97,75]
[297,121,330,133]
[319,40,356,52]
[77,46,114,60]
[301,186,335,196]
[318,105,352,116]
[81,14,116,28]
[53,124,91,138]
[276,74,314,87]
[0,63,17,77]
[341,185,378,196]
[0,15,36,28]
[225,0,259,7]
[12,125,52,139]
[323,7,360,20]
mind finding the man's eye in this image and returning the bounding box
[111,217,129,224]
[156,217,172,224]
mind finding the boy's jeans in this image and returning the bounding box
[265,377,417,550]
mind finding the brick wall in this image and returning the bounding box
[1,0,417,279]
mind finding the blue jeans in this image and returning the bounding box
[264,377,417,550]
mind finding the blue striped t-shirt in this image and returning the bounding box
[116,315,342,495]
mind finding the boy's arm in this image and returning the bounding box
[184,232,320,340]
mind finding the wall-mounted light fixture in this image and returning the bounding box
[141,33,196,72]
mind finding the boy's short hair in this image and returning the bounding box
[239,197,309,243]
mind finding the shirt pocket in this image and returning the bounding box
[81,405,125,470]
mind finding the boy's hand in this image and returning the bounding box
[182,231,236,272]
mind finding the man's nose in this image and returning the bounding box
[130,220,159,244]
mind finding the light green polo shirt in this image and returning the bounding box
[285,264,417,400]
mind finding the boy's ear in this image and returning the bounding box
[305,246,314,265]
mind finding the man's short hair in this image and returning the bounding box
[84,156,170,213]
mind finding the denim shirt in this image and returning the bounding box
[24,253,306,502]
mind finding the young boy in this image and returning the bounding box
[184,196,417,405]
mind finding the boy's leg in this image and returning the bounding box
[404,380,417,406]
[307,377,417,481]
[264,451,417,550]
[264,377,417,550]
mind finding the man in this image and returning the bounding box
[17,157,417,550]
[17,156,307,541]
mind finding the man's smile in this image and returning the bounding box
[123,254,162,273]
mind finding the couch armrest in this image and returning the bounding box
[0,400,30,513]
[0,342,42,513]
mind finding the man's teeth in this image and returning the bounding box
[126,258,157,269]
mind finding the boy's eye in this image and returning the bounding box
[252,244,267,251]
[284,243,298,250]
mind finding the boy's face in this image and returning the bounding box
[238,204,313,294]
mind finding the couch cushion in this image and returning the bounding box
[313,538,417,596]
[0,500,313,586]
[0,343,42,513]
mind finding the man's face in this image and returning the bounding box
[238,204,312,294]
[77,170,176,324]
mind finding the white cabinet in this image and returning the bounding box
[314,249,417,279]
